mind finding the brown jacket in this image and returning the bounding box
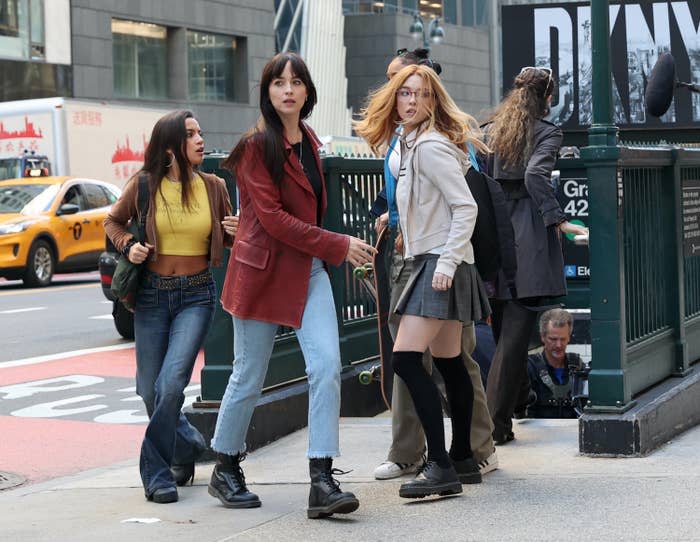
[104,171,233,267]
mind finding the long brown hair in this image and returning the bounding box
[141,109,197,209]
[354,64,488,156]
[222,52,317,185]
[488,67,556,169]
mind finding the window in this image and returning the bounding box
[99,185,119,205]
[416,0,442,19]
[0,0,19,37]
[82,183,111,209]
[0,0,43,60]
[443,0,457,25]
[112,19,167,99]
[341,1,401,14]
[187,30,236,102]
[275,0,304,52]
[28,0,42,57]
[461,0,488,27]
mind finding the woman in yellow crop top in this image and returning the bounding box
[105,110,236,504]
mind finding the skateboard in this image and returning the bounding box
[354,226,394,410]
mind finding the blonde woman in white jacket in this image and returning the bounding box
[356,64,491,499]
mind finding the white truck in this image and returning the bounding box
[0,98,166,187]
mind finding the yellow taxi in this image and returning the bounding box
[0,176,121,286]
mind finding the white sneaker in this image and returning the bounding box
[478,451,499,475]
[373,460,420,480]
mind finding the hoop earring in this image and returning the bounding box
[165,153,174,168]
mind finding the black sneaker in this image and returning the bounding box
[513,390,537,419]
[398,461,462,499]
[493,431,515,446]
[450,456,482,484]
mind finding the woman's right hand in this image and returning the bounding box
[128,242,153,264]
[345,236,377,267]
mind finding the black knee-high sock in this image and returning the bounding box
[392,351,449,467]
[434,355,474,461]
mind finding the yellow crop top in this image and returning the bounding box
[155,174,212,256]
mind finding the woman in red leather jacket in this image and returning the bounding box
[207,52,375,519]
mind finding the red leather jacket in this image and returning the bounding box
[220,123,349,328]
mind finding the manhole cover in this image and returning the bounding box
[0,471,25,490]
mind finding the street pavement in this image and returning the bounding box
[2,414,699,541]
[0,346,202,482]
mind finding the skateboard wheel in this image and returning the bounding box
[359,370,373,385]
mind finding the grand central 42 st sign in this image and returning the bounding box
[502,1,700,129]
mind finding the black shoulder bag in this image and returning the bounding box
[110,174,150,311]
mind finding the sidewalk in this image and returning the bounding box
[2,415,699,541]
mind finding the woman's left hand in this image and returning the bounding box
[222,214,239,236]
[557,220,588,236]
[432,271,452,291]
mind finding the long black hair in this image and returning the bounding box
[141,109,197,208]
[223,52,317,185]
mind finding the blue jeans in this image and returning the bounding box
[134,271,215,496]
[212,258,342,458]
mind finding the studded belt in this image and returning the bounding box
[143,269,212,290]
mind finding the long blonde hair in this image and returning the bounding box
[354,64,488,156]
[488,67,555,168]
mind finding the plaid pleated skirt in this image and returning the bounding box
[395,254,491,322]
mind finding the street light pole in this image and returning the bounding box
[409,13,445,52]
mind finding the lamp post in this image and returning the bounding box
[409,13,445,52]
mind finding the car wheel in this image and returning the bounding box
[113,300,135,340]
[23,240,54,287]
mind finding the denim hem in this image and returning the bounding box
[211,444,246,456]
[307,451,341,459]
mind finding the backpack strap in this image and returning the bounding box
[135,173,150,242]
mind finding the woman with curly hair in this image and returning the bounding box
[483,67,588,444]
[356,64,491,499]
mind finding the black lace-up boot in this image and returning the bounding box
[208,453,261,508]
[307,458,360,519]
[399,460,462,499]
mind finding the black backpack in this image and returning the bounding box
[465,145,517,296]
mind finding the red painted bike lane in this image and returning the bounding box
[0,347,204,484]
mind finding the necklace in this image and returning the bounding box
[295,138,305,171]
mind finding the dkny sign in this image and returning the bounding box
[502,1,700,129]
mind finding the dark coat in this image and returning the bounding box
[220,123,349,328]
[486,119,566,300]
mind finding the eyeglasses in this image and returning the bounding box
[396,88,433,101]
[396,48,408,56]
[519,66,554,93]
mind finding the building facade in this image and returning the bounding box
[1,0,275,152]
[343,0,495,123]
[1,0,500,148]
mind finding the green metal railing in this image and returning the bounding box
[585,146,700,411]
[198,155,385,401]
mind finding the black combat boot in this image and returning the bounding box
[399,460,462,499]
[208,453,261,508]
[307,458,360,519]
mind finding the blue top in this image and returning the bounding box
[369,134,400,226]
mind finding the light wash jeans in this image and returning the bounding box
[211,258,342,458]
[134,271,214,497]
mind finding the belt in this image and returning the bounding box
[143,269,212,290]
